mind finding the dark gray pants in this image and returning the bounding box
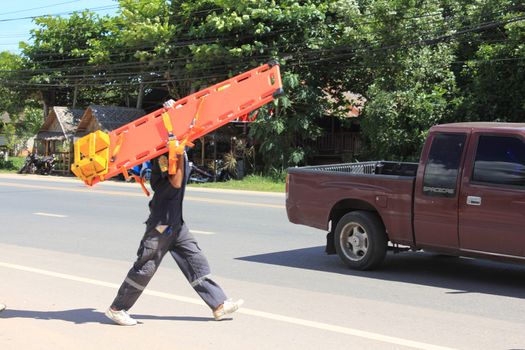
[111,223,227,311]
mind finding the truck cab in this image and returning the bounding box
[286,122,525,270]
[415,123,525,258]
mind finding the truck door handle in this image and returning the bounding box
[466,196,481,206]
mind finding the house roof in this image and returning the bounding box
[325,91,365,118]
[76,105,146,133]
[0,112,10,123]
[55,107,85,134]
[37,107,84,140]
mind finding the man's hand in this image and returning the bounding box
[168,154,184,188]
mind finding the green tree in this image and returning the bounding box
[3,123,17,153]
[0,51,38,154]
[332,0,460,160]
[11,0,524,167]
[85,0,176,107]
[21,10,122,108]
[452,0,525,122]
[169,0,349,171]
[360,44,460,160]
[0,51,25,115]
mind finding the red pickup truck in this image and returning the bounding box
[286,122,525,270]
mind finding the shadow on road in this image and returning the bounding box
[236,246,525,299]
[0,308,212,324]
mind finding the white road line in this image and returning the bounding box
[33,212,68,218]
[190,230,216,235]
[0,261,455,350]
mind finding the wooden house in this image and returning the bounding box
[307,91,364,164]
[34,107,84,173]
[35,107,84,155]
[75,105,146,136]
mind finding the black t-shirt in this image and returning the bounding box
[146,152,189,232]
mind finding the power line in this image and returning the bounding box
[288,15,525,67]
[4,50,523,89]
[0,34,30,39]
[7,34,510,80]
[0,5,118,23]
[17,4,519,64]
[0,1,81,17]
[13,9,521,72]
[21,26,296,62]
[5,28,520,81]
[14,5,456,60]
[1,9,523,88]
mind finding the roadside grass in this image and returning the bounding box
[188,174,285,192]
[1,159,286,193]
[0,156,25,173]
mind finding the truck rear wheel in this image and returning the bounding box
[334,211,387,270]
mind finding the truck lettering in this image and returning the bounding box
[423,186,455,195]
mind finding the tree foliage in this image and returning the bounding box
[452,0,525,122]
[0,51,25,115]
[0,0,523,165]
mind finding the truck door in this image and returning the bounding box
[458,134,525,257]
[414,133,467,250]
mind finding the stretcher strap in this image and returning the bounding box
[190,96,206,133]
[111,133,126,162]
[162,111,195,174]
[131,174,150,197]
[120,166,130,181]
[161,96,204,175]
[120,166,150,196]
[162,112,180,174]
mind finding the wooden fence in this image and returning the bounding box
[306,131,362,154]
[53,152,71,175]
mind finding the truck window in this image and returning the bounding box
[423,133,466,197]
[472,135,525,187]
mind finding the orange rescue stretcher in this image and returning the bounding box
[71,62,283,192]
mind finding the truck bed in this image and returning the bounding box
[304,161,418,176]
[286,161,418,245]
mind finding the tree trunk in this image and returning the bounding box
[72,83,79,108]
[136,83,144,109]
[42,101,49,120]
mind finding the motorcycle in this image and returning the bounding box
[18,153,56,175]
[188,160,235,183]
[188,162,215,183]
[214,159,235,182]
[38,154,56,175]
[18,153,38,174]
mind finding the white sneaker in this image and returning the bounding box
[105,307,137,326]
[213,299,244,321]
[0,303,5,312]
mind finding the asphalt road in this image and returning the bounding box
[0,173,524,350]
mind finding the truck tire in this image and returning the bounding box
[334,211,387,270]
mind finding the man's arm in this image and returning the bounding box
[168,154,184,188]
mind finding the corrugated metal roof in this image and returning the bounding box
[54,107,84,134]
[77,105,146,133]
[90,105,146,130]
[37,107,84,139]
